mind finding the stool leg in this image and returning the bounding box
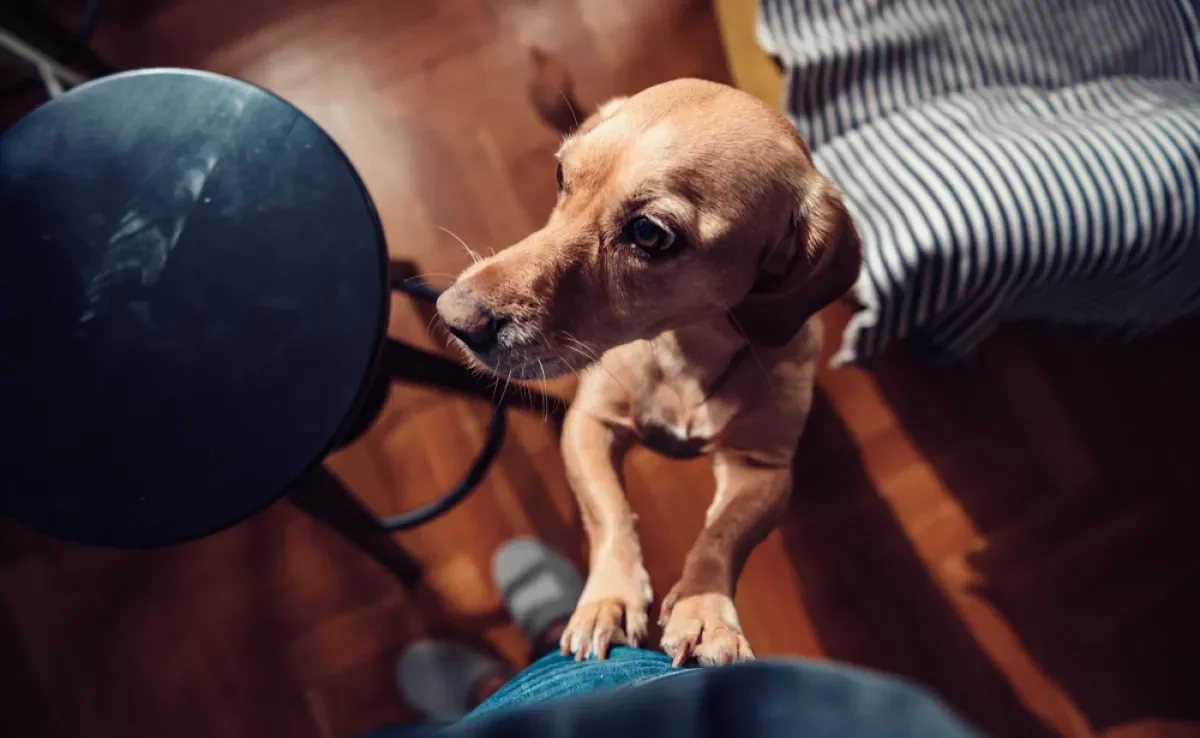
[0,28,87,96]
[289,466,422,588]
[0,3,116,78]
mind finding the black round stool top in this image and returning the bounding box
[0,69,388,546]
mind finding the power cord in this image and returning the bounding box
[379,278,508,531]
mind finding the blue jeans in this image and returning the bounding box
[371,646,981,737]
[469,647,683,720]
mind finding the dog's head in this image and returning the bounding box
[437,78,861,379]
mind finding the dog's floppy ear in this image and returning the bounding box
[530,48,627,136]
[730,178,862,347]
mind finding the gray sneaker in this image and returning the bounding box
[396,640,504,722]
[491,538,584,645]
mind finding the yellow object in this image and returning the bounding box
[713,0,783,107]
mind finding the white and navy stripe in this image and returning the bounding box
[758,0,1200,363]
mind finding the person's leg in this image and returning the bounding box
[467,539,684,719]
[377,539,981,737]
[397,538,617,722]
[452,659,981,738]
[466,645,677,720]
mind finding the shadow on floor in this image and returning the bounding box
[777,389,1060,737]
[868,323,1200,735]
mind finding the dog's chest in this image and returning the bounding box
[632,376,732,459]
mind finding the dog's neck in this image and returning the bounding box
[646,314,749,389]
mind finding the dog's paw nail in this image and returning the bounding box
[593,630,613,659]
[660,592,752,668]
[670,640,692,668]
[564,595,648,663]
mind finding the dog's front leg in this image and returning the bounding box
[660,453,792,666]
[559,406,652,660]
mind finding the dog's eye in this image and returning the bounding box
[629,216,675,254]
[556,163,564,193]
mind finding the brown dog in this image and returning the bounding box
[436,76,861,665]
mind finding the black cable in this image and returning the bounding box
[380,274,509,531]
[391,277,441,303]
[379,401,506,531]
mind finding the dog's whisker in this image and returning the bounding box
[560,332,587,349]
[435,225,484,265]
[532,337,565,422]
[496,368,513,408]
[425,312,443,338]
[558,89,580,130]
[561,339,594,363]
[400,272,460,284]
[561,340,633,399]
[560,335,598,366]
[537,362,547,422]
[561,343,595,365]
[537,359,550,421]
[562,334,609,369]
[722,307,775,388]
[560,332,600,359]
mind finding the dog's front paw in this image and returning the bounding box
[560,567,652,660]
[659,590,753,667]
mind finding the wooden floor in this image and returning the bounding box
[4,2,1200,737]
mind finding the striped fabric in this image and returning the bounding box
[757,0,1200,363]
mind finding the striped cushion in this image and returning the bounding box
[758,0,1200,363]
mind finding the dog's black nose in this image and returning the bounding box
[437,286,504,353]
[448,317,500,353]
